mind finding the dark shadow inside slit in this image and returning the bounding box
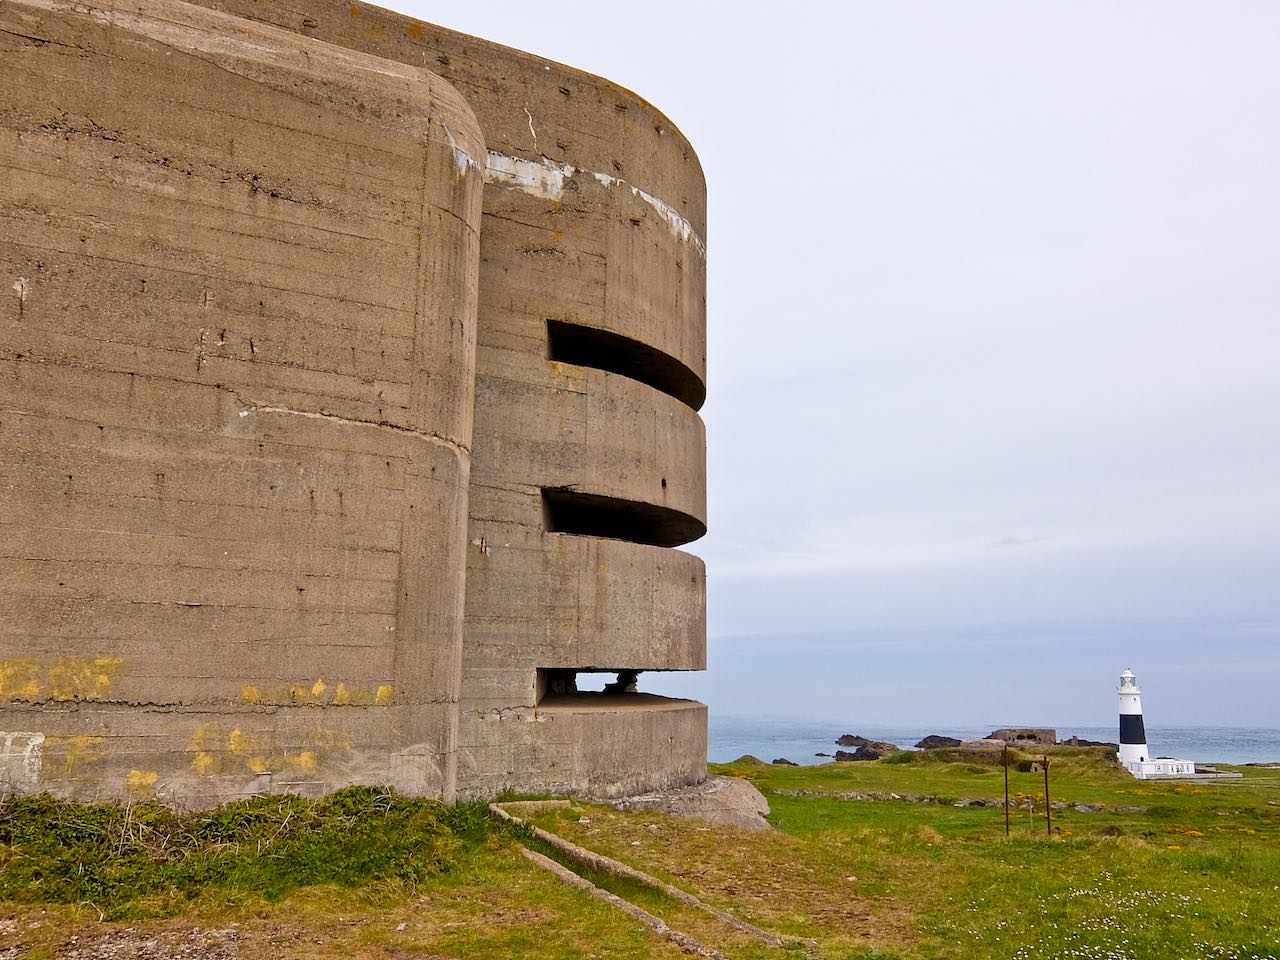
[542,488,705,547]
[547,318,706,411]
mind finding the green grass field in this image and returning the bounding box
[1,749,1277,959]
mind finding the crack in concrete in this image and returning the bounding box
[1,352,470,457]
[230,392,470,457]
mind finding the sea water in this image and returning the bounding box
[709,715,1280,766]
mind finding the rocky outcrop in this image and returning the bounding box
[771,758,798,766]
[602,775,772,832]
[835,744,895,762]
[914,735,962,749]
[835,734,901,752]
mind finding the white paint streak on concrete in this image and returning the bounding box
[442,124,480,178]
[12,277,29,318]
[483,151,575,201]
[485,153,706,255]
[630,186,706,256]
[523,107,538,152]
[0,732,44,785]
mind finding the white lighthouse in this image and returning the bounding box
[1116,669,1195,779]
[1117,669,1148,767]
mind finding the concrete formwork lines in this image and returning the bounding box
[2,0,483,802]
[0,234,421,317]
[6,0,708,804]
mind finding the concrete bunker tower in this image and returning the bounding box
[1,0,707,803]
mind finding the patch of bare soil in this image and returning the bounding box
[53,927,238,959]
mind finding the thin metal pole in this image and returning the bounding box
[1043,755,1052,837]
[1003,744,1010,837]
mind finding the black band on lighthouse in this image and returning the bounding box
[1120,714,1146,744]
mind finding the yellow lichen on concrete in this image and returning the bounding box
[238,680,390,707]
[227,727,272,757]
[304,728,353,751]
[0,659,42,700]
[0,656,123,701]
[187,722,352,776]
[40,735,106,780]
[125,769,158,798]
[188,722,225,754]
[48,656,123,701]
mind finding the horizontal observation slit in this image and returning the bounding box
[542,488,705,548]
[546,319,706,411]
[536,668,700,710]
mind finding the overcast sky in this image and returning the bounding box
[395,2,1280,728]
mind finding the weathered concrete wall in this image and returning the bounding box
[5,0,708,802]
[182,0,711,798]
[467,695,707,800]
[0,0,484,802]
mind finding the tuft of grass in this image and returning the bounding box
[0,786,495,919]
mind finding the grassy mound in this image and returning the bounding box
[883,744,1123,774]
[0,786,495,919]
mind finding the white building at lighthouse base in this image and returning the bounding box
[1122,757,1196,779]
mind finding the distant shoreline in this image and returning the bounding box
[706,717,1280,767]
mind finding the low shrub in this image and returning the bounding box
[0,786,495,919]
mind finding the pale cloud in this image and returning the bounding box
[394,0,1280,725]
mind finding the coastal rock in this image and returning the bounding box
[835,734,901,753]
[835,744,895,762]
[603,775,772,832]
[771,757,798,766]
[914,735,962,749]
[814,752,832,758]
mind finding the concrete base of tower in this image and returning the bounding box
[456,695,707,799]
